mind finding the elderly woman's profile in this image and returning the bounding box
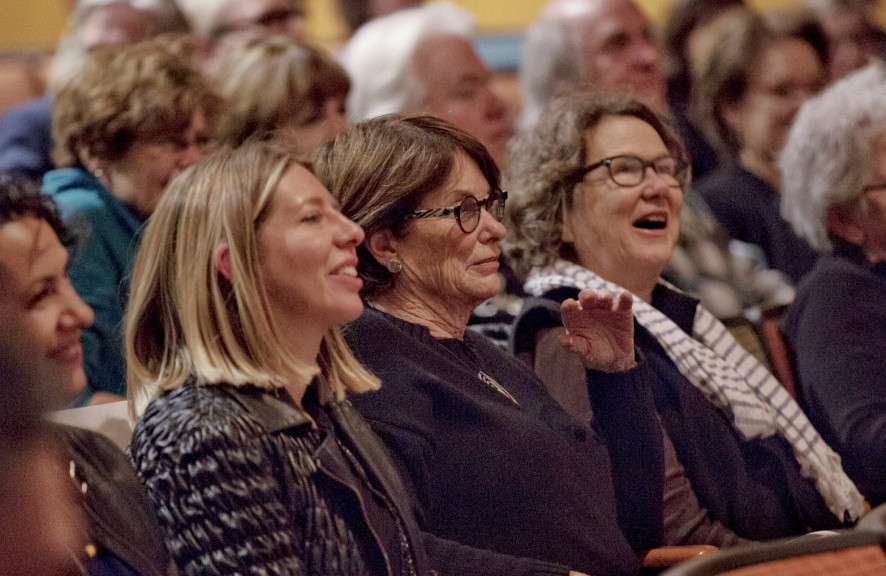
[314,113,671,576]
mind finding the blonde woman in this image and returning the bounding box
[126,140,566,576]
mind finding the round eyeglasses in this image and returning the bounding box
[405,188,508,233]
[581,155,688,188]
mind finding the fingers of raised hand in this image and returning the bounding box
[576,288,614,312]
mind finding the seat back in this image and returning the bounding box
[859,503,886,534]
[759,304,800,401]
[48,401,132,450]
[662,531,886,576]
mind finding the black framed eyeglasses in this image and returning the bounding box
[405,188,508,233]
[581,155,688,188]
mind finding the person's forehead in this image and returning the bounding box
[0,219,55,288]
[414,35,486,81]
[580,0,649,39]
[221,0,292,24]
[78,4,152,50]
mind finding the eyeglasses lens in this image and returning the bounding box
[457,195,480,233]
[609,157,682,187]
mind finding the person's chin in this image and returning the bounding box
[333,295,366,326]
[64,369,88,402]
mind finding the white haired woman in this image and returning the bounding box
[780,61,886,507]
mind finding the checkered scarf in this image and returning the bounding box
[525,260,864,522]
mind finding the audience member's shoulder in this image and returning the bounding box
[52,422,126,465]
[135,382,264,444]
[0,95,52,125]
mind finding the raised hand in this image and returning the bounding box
[559,289,636,372]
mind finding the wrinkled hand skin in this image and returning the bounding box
[559,289,636,372]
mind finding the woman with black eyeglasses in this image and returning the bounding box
[506,91,862,544]
[313,114,666,576]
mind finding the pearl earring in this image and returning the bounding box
[387,259,402,274]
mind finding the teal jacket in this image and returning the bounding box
[43,168,142,405]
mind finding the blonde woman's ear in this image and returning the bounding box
[214,242,233,280]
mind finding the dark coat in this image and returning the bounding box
[697,164,819,284]
[344,308,665,576]
[54,424,170,576]
[130,379,561,576]
[520,285,843,541]
[782,240,886,506]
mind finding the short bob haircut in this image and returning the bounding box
[505,90,688,280]
[780,61,886,252]
[125,140,379,418]
[215,36,350,148]
[52,35,222,170]
[313,114,501,300]
[691,8,828,158]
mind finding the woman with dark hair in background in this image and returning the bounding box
[692,9,826,285]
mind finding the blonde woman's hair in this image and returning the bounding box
[125,140,378,418]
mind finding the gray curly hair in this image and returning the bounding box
[780,61,886,251]
[505,90,688,279]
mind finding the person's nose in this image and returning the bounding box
[336,212,365,247]
[476,207,506,243]
[483,86,507,120]
[60,283,94,331]
[634,39,661,69]
[178,140,209,169]
[642,166,673,197]
[326,102,348,137]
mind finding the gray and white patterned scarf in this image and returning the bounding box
[525,260,864,522]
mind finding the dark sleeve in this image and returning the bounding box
[0,97,54,181]
[55,424,171,576]
[586,354,665,551]
[660,427,745,547]
[788,270,886,504]
[130,415,308,576]
[421,533,570,576]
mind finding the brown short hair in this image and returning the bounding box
[313,114,501,299]
[52,35,222,169]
